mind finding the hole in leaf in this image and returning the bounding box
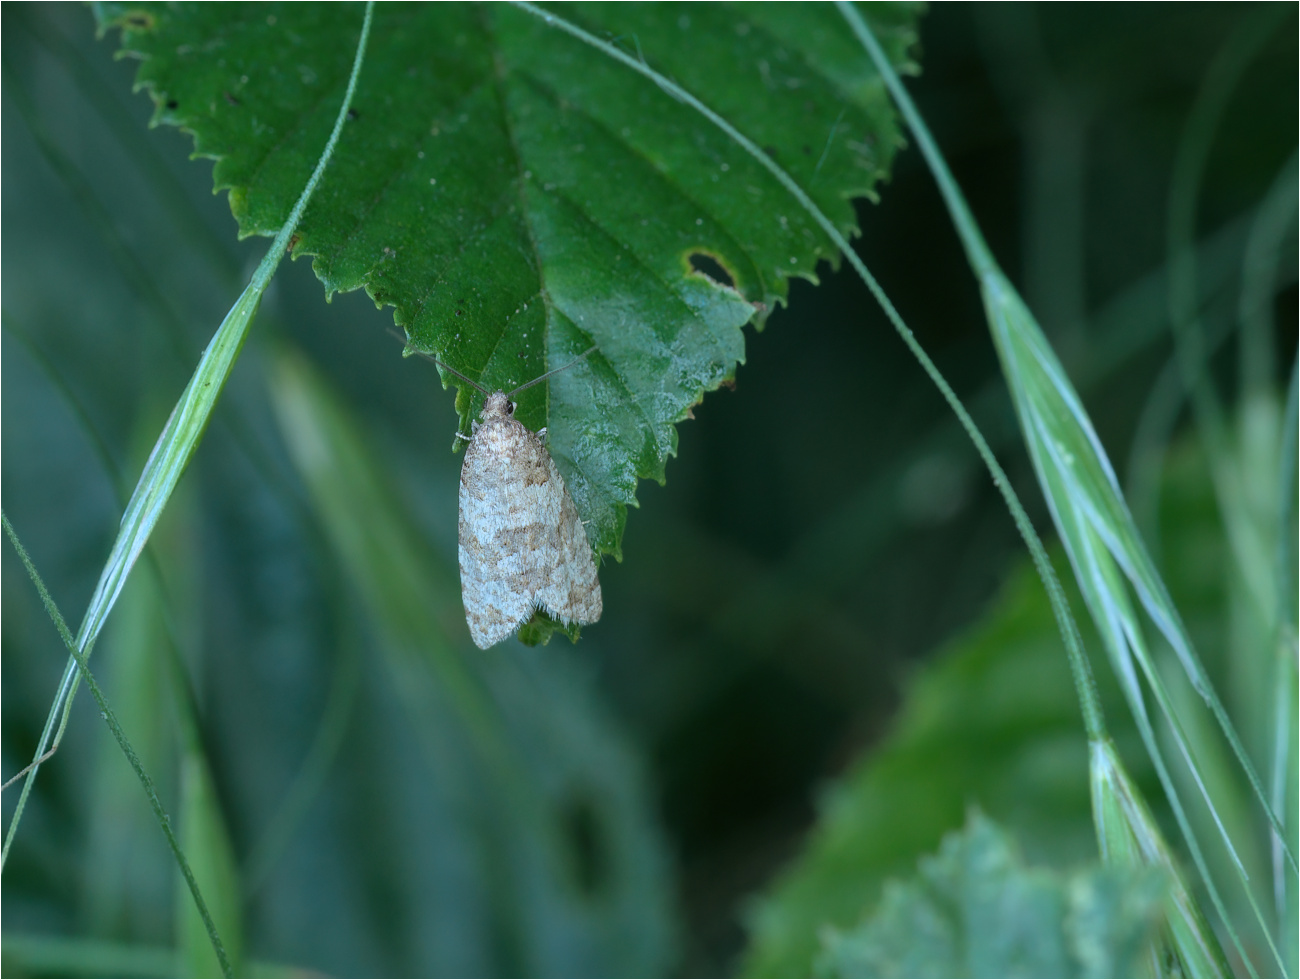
[688,252,737,289]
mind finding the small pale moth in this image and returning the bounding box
[413,343,602,648]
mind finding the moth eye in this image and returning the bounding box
[506,401,515,415]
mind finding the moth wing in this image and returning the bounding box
[533,456,602,627]
[459,419,597,648]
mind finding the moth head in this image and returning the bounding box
[482,391,514,420]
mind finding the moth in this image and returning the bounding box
[413,343,602,648]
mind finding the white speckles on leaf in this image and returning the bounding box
[458,391,602,649]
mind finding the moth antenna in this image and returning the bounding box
[507,345,599,397]
[389,328,491,396]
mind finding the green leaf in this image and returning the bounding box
[94,1,921,559]
[815,813,1165,979]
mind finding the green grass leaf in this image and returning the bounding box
[844,10,1294,971]
[94,1,921,558]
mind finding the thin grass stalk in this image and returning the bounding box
[843,0,1292,872]
[1272,361,1299,944]
[992,282,1243,972]
[506,2,1110,757]
[2,513,234,978]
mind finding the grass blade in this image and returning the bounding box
[2,5,375,972]
[2,0,373,849]
[839,5,1294,972]
[2,513,233,977]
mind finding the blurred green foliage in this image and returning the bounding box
[3,3,1295,977]
[814,813,1166,978]
[743,432,1286,976]
[741,551,1142,976]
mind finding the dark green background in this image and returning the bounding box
[3,3,1295,976]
